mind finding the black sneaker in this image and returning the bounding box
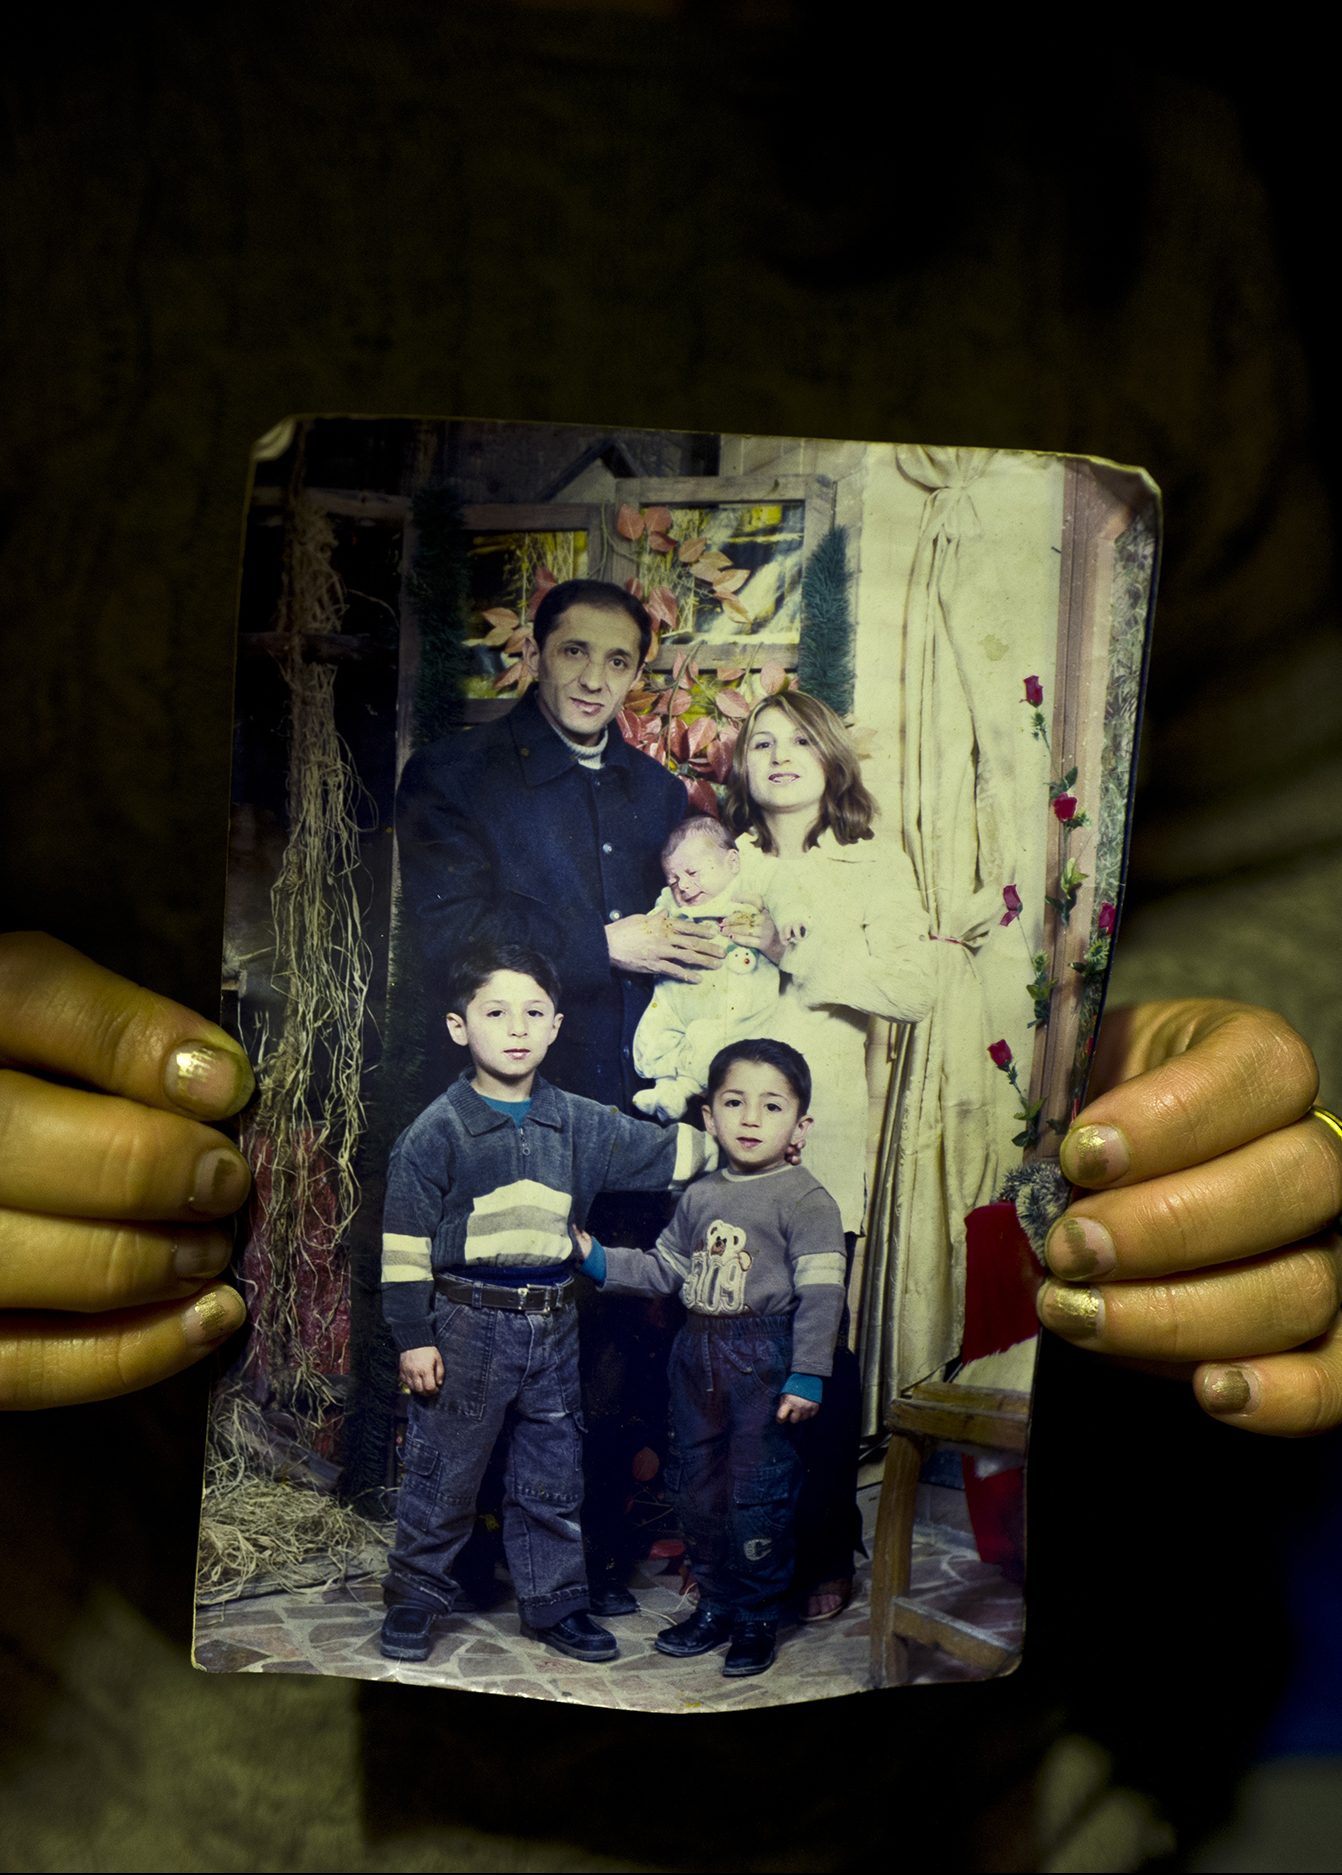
[723,1621,777,1678]
[523,1611,619,1662]
[589,1579,639,1617]
[654,1605,735,1658]
[379,1604,437,1662]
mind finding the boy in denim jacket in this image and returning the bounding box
[379,941,712,1667]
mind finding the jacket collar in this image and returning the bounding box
[448,1070,566,1134]
[507,690,636,787]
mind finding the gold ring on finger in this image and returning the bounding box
[1311,1105,1342,1148]
[1311,1107,1342,1232]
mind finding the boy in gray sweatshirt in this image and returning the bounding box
[577,1037,846,1678]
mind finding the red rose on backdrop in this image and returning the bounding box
[1000,883,1023,926]
[1097,901,1117,934]
[1052,794,1078,822]
[1023,675,1043,707]
[988,1039,1013,1069]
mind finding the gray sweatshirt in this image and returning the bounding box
[600,1163,847,1378]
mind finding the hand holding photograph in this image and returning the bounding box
[195,416,1157,1711]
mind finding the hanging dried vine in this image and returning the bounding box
[245,475,373,1423]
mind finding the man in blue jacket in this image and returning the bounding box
[396,577,725,1608]
[397,578,723,1108]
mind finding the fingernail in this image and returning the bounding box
[1201,1367,1260,1416]
[165,1042,253,1117]
[172,1232,232,1281]
[1039,1281,1104,1340]
[184,1286,246,1348]
[1061,1123,1130,1186]
[189,1146,251,1215]
[1046,1215,1116,1280]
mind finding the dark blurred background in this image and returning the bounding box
[1,7,1339,1868]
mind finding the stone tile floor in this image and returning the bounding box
[194,1477,1024,1712]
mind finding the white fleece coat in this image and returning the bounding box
[734,828,934,1231]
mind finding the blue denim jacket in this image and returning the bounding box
[381,1072,710,1350]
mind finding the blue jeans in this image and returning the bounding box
[384,1295,589,1629]
[666,1314,803,1625]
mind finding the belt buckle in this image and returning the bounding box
[515,1286,532,1313]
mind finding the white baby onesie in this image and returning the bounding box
[631,882,784,1118]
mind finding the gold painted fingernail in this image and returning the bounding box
[1046,1215,1116,1280]
[184,1287,246,1347]
[1201,1367,1259,1416]
[189,1146,251,1215]
[1061,1123,1130,1186]
[165,1042,253,1117]
[1039,1281,1104,1340]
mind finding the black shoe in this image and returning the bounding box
[589,1580,639,1617]
[523,1612,619,1663]
[723,1621,777,1678]
[654,1605,735,1658]
[379,1604,437,1662]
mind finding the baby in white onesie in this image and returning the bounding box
[631,817,784,1119]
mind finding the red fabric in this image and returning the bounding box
[961,1200,1041,1364]
[958,1201,1037,1574]
[962,1459,1026,1575]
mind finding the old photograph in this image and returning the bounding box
[195,417,1156,1711]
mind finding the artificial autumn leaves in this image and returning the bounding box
[616,648,793,819]
[615,503,754,624]
[479,561,559,694]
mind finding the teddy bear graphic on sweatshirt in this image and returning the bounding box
[682,1219,753,1314]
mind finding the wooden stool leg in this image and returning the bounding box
[869,1429,923,1688]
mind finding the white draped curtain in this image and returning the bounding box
[858,445,1027,1426]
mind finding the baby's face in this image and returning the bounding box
[664,833,739,908]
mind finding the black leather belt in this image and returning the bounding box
[435,1274,574,1314]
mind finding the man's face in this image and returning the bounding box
[703,1059,811,1174]
[664,833,740,908]
[445,969,563,1093]
[524,603,644,744]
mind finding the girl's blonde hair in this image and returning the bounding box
[723,690,877,854]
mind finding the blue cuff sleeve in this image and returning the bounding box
[782,1372,823,1403]
[584,1237,608,1284]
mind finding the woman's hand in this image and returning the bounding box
[0,933,253,1409]
[1037,1000,1342,1435]
[720,904,785,962]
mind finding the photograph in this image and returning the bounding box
[194,416,1156,1712]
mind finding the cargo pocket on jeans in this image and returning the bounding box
[732,1460,793,1567]
[398,1431,442,1513]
